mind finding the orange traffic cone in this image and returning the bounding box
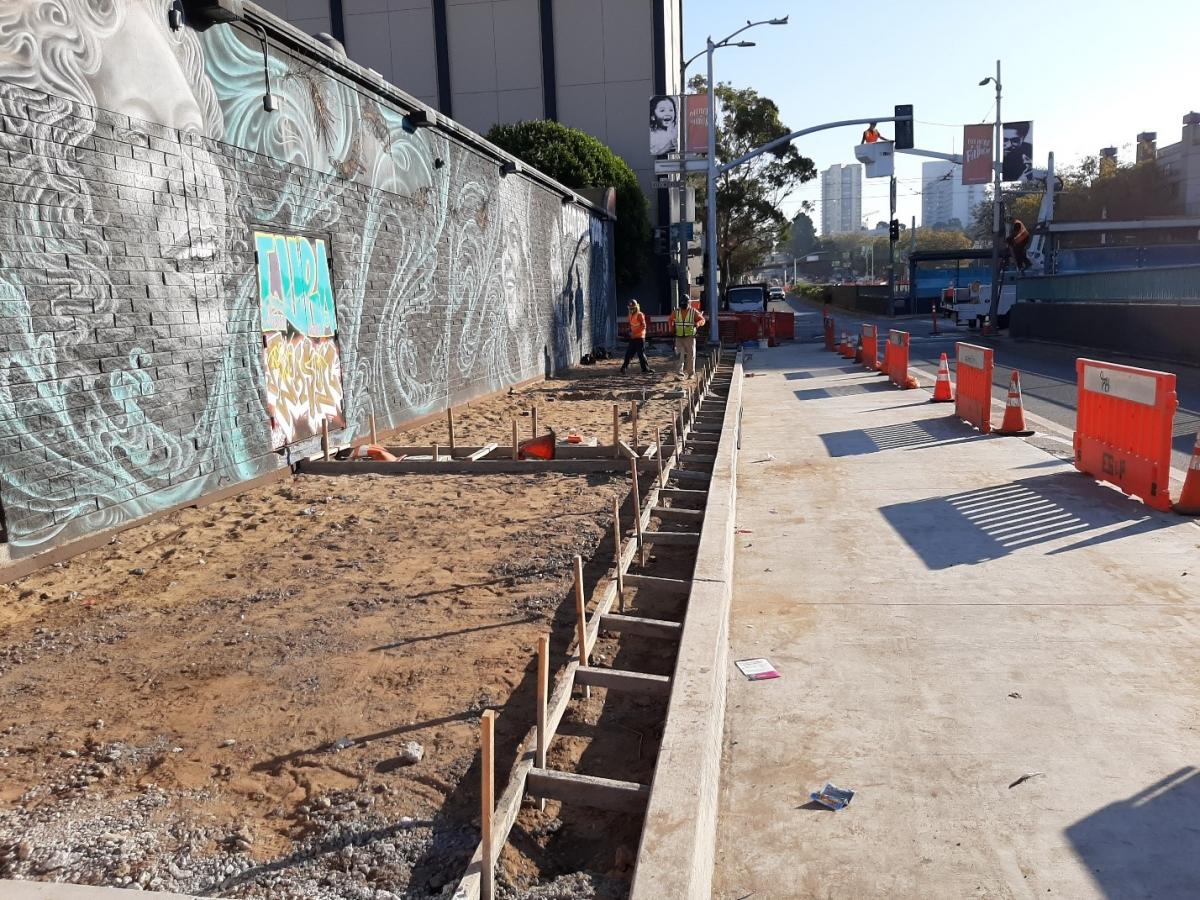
[1174,432,1200,515]
[518,429,557,460]
[995,371,1034,436]
[930,352,954,403]
[349,444,399,462]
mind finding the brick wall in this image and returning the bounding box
[0,2,615,560]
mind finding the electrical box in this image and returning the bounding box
[854,141,894,178]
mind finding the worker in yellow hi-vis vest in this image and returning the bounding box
[667,297,706,378]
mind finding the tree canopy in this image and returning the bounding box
[689,76,817,287]
[486,120,649,289]
[968,155,1182,241]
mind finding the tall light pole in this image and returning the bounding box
[980,61,1002,325]
[704,16,788,343]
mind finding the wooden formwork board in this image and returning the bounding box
[451,358,734,900]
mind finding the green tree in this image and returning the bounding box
[968,154,1181,240]
[486,120,649,289]
[785,210,818,259]
[689,76,817,288]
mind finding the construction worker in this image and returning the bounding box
[620,299,654,374]
[861,122,887,144]
[668,297,705,378]
[1007,218,1032,273]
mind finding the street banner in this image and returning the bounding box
[685,94,708,154]
[649,95,678,156]
[1002,121,1033,182]
[962,124,992,185]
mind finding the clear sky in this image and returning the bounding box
[682,0,1200,234]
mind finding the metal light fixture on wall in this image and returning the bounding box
[169,0,274,113]
[499,161,518,177]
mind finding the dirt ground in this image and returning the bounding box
[383,356,698,451]
[0,360,698,899]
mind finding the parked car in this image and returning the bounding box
[768,286,786,302]
[725,284,768,313]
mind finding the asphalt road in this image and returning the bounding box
[775,297,1200,475]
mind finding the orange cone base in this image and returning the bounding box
[929,393,954,403]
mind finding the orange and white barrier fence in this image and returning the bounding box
[954,343,993,433]
[885,330,916,389]
[1074,358,1178,512]
[861,324,878,371]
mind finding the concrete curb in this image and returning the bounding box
[629,352,742,900]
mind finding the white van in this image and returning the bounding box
[947,280,1017,328]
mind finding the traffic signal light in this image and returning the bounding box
[653,227,668,256]
[894,104,913,150]
[889,219,900,242]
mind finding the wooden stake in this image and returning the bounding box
[574,554,590,699]
[532,407,538,439]
[630,458,645,568]
[631,401,639,449]
[369,409,378,445]
[432,442,439,466]
[612,497,625,613]
[321,419,330,461]
[612,403,620,459]
[481,709,496,900]
[512,419,519,461]
[447,408,455,453]
[654,426,664,490]
[678,398,686,442]
[536,635,549,812]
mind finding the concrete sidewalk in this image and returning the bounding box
[713,336,1200,899]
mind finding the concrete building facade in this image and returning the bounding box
[820,163,863,236]
[920,161,986,229]
[1156,112,1200,216]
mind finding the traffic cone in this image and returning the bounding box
[995,371,1034,436]
[518,430,557,460]
[930,353,954,403]
[1174,432,1200,515]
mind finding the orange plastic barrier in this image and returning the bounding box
[773,311,795,341]
[885,329,912,388]
[1074,358,1178,511]
[861,324,878,371]
[823,316,835,351]
[954,342,993,434]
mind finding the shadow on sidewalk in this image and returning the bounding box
[1065,767,1200,899]
[796,381,894,402]
[878,473,1181,569]
[820,418,984,457]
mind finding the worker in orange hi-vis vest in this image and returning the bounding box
[620,299,654,374]
[668,296,706,378]
[1007,218,1032,273]
[861,122,887,143]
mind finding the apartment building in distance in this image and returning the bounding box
[820,163,863,236]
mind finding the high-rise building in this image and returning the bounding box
[820,163,863,236]
[921,161,986,229]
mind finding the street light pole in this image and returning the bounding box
[987,60,1002,324]
[702,16,788,344]
[705,38,719,343]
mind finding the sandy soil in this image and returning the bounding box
[0,360,704,898]
[382,356,699,451]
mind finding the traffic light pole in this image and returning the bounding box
[888,173,897,310]
[705,111,914,343]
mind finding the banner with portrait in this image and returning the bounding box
[649,95,678,157]
[1002,121,1033,182]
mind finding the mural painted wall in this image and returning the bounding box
[0,0,615,559]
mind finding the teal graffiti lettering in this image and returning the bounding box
[255,231,336,337]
